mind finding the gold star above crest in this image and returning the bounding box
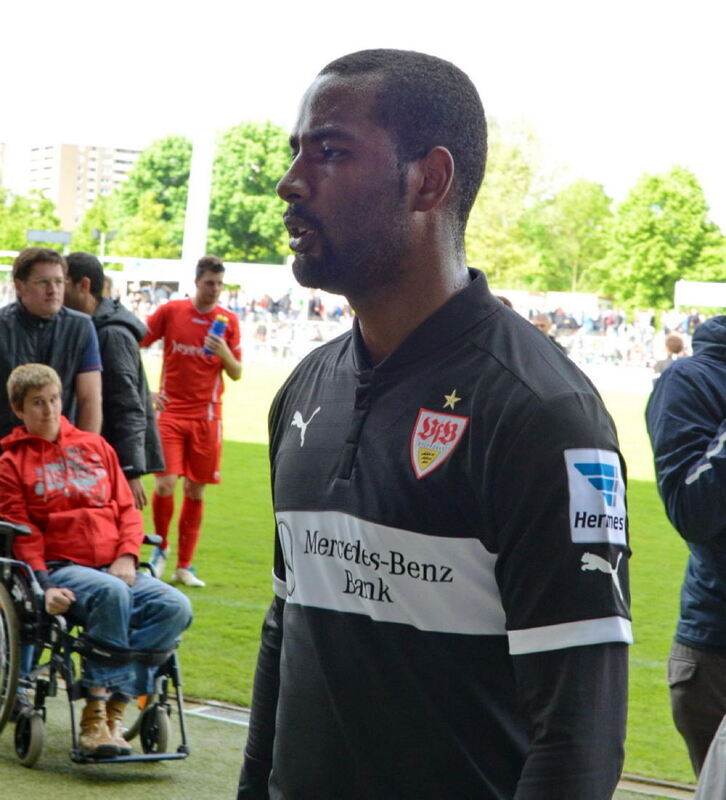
[443,389,462,410]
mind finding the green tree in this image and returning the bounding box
[601,166,724,309]
[70,194,119,256]
[207,121,289,263]
[465,121,544,289]
[522,180,613,292]
[116,136,192,250]
[0,189,61,253]
[112,192,180,258]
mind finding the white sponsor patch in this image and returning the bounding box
[276,510,506,636]
[565,449,627,545]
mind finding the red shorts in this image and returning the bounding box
[157,414,222,484]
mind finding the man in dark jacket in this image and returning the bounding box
[0,248,102,440]
[646,315,726,775]
[64,252,164,509]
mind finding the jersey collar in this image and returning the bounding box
[350,269,498,373]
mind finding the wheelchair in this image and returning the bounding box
[0,520,190,768]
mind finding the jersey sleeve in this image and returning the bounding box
[78,320,103,372]
[512,642,627,798]
[226,312,242,361]
[100,437,144,560]
[490,390,631,656]
[239,384,290,797]
[645,364,726,544]
[140,304,166,347]
[99,327,148,476]
[0,457,47,571]
[489,391,630,797]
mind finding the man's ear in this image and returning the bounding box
[79,276,92,294]
[410,146,455,213]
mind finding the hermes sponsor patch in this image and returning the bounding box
[565,448,627,545]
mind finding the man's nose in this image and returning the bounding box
[277,159,310,203]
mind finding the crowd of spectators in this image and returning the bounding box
[1,272,717,372]
[522,304,710,371]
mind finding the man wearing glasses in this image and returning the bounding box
[0,247,102,439]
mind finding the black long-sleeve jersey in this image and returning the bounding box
[242,271,631,800]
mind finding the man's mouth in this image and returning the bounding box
[288,225,316,253]
[284,212,319,254]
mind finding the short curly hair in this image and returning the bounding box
[7,364,62,411]
[319,49,487,242]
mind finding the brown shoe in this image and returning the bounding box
[79,698,119,758]
[106,699,132,755]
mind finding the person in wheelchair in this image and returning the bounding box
[0,364,192,758]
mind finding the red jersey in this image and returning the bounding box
[141,299,241,420]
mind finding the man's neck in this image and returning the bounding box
[193,297,216,315]
[353,259,470,365]
[18,300,56,321]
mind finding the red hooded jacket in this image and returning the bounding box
[0,417,144,572]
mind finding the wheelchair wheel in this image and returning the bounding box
[123,694,152,741]
[0,583,21,735]
[14,711,44,767]
[139,704,170,754]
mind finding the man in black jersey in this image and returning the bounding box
[238,49,631,800]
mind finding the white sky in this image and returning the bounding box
[3,0,725,227]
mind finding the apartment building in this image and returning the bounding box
[2,143,141,230]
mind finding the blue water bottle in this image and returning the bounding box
[203,314,228,354]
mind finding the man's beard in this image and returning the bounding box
[290,198,410,301]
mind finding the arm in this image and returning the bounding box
[645,365,726,543]
[513,643,627,799]
[491,391,630,796]
[101,439,144,564]
[99,328,149,489]
[139,304,164,348]
[0,458,49,584]
[205,314,242,380]
[238,388,287,799]
[238,594,284,799]
[75,320,103,433]
[203,333,242,380]
[75,370,102,434]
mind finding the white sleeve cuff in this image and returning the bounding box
[508,616,633,655]
[272,570,287,600]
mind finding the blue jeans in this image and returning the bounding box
[49,565,192,697]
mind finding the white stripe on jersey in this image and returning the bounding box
[275,509,506,635]
[508,615,633,655]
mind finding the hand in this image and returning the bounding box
[152,391,168,412]
[203,332,231,358]
[128,477,148,509]
[45,587,75,615]
[109,555,137,586]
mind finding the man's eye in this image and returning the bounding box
[322,147,344,160]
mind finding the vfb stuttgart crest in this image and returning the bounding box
[410,409,469,479]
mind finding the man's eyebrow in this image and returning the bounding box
[289,126,356,149]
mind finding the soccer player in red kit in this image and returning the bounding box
[141,255,242,586]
